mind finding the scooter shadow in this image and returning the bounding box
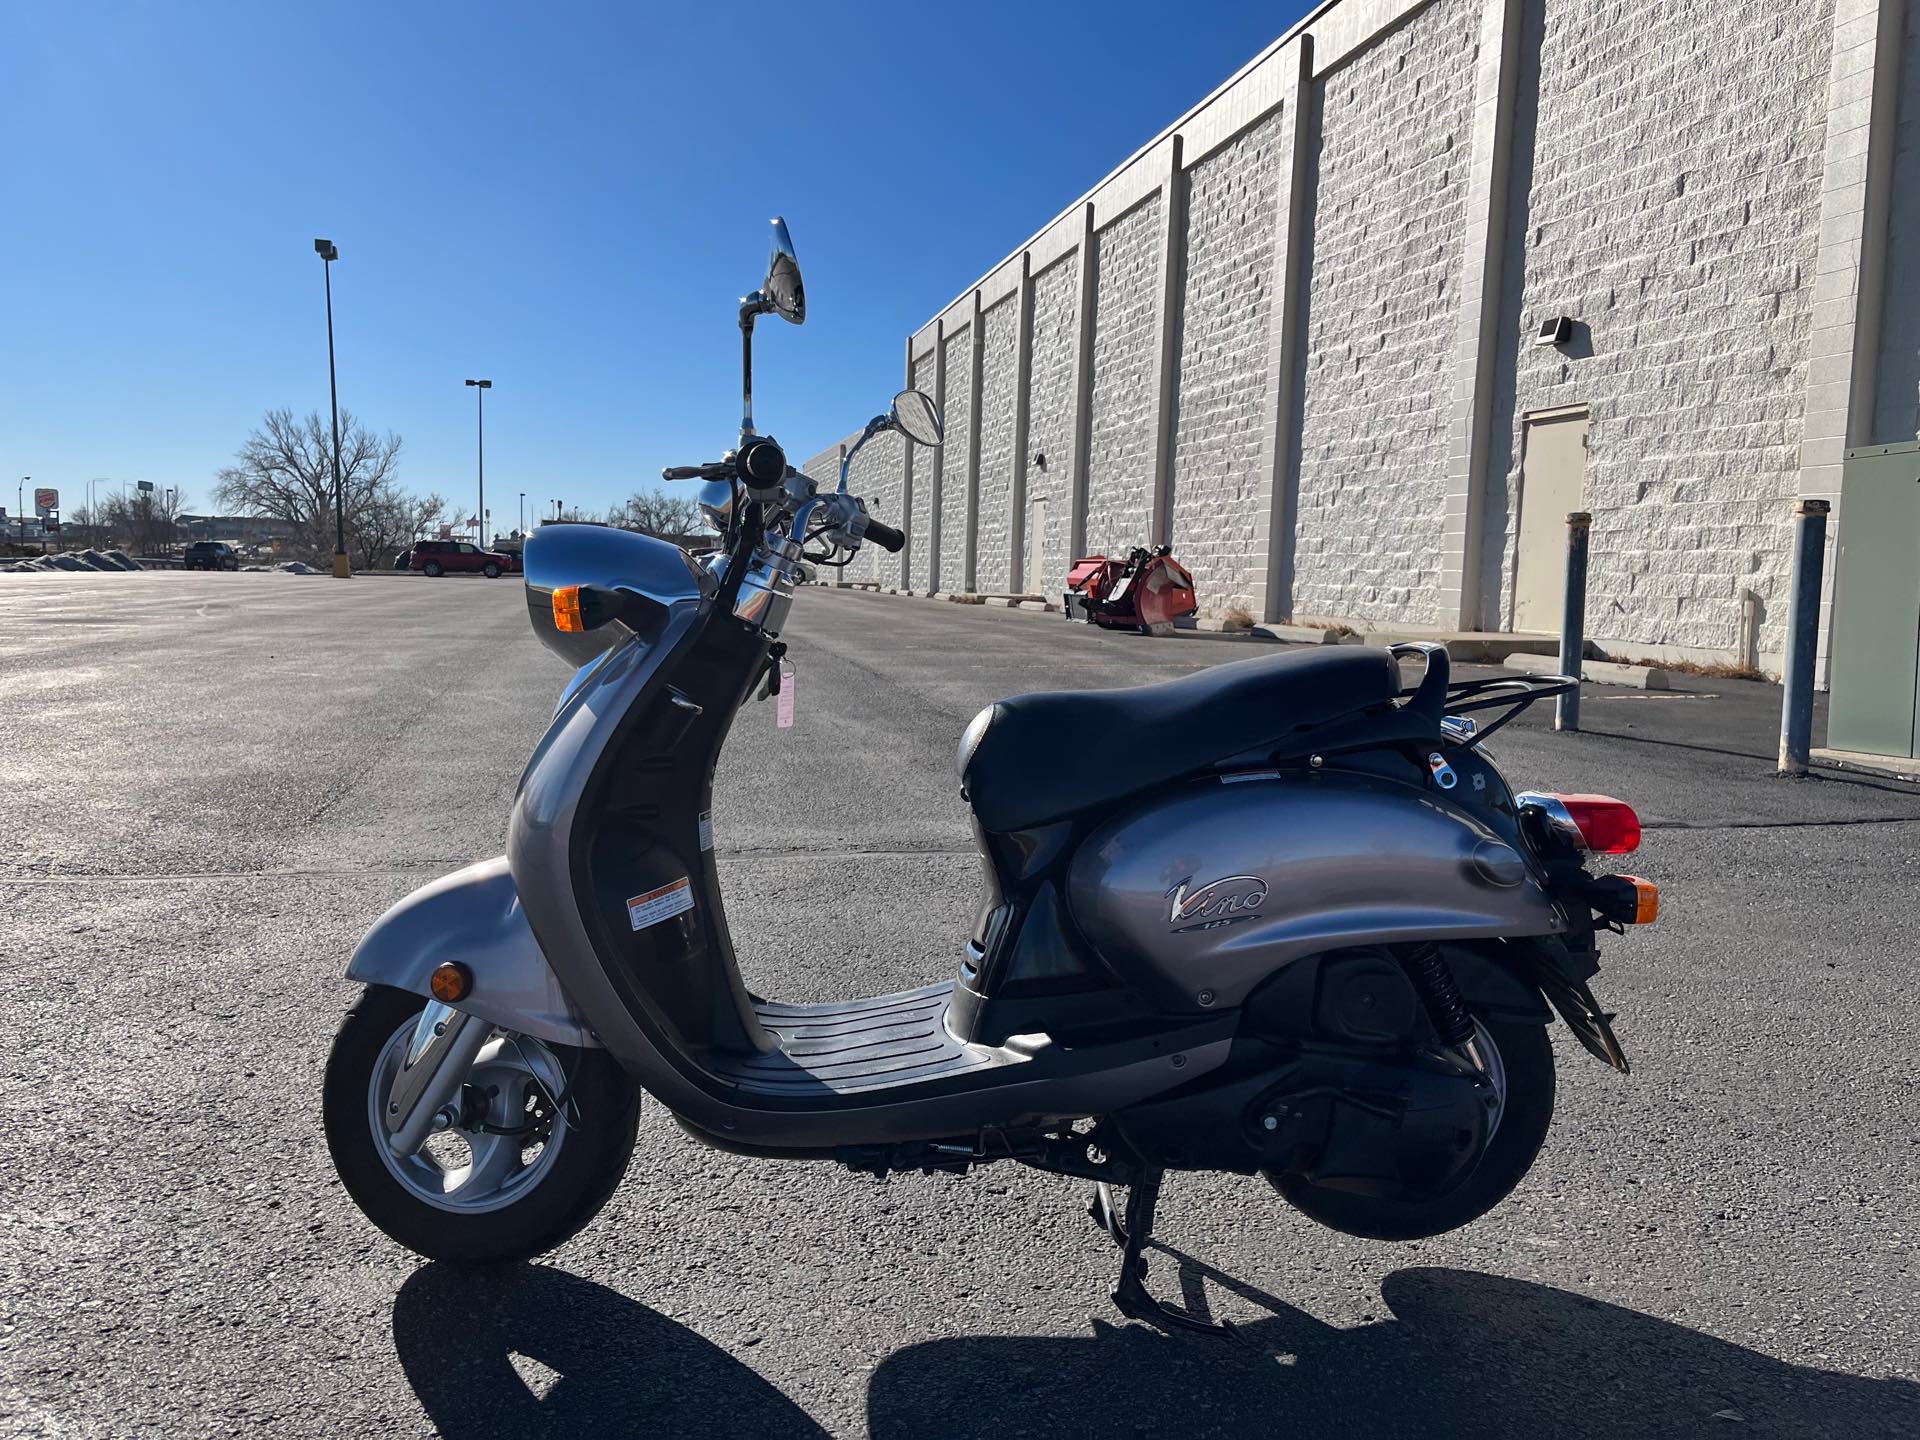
[392,1259,1920,1440]
[392,1263,829,1440]
[869,1250,1920,1440]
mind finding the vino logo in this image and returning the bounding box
[1166,874,1268,932]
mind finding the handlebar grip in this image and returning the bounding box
[662,465,712,481]
[863,518,905,553]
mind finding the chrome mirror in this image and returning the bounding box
[763,218,805,325]
[889,389,943,446]
[696,478,735,533]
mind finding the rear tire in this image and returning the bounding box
[1267,1017,1555,1241]
[423,561,443,577]
[324,986,640,1264]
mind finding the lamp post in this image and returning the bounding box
[314,238,349,578]
[518,491,525,539]
[18,477,27,546]
[464,379,492,547]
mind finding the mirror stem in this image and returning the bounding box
[837,414,888,494]
[738,299,760,439]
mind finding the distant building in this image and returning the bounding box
[176,514,299,543]
[810,0,1909,679]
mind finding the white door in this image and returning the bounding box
[1513,411,1588,633]
[1027,494,1048,597]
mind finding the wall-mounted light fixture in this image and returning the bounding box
[1034,452,1048,472]
[1536,316,1575,347]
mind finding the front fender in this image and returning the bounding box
[345,857,600,1048]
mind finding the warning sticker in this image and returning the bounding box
[627,877,694,932]
[697,810,713,852]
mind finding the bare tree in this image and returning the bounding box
[610,488,700,539]
[100,484,190,552]
[350,487,447,570]
[214,408,404,559]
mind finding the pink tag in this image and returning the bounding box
[776,671,796,729]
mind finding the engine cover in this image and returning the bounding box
[1110,1042,1493,1200]
[1066,771,1559,1013]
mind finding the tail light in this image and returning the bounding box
[1518,792,1642,855]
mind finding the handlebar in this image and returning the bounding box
[862,518,905,553]
[662,462,732,481]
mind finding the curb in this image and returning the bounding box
[1504,652,1669,689]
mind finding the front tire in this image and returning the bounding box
[324,986,639,1264]
[1268,1016,1555,1241]
[483,561,501,578]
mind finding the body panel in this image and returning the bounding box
[345,856,598,1048]
[1067,772,1561,1013]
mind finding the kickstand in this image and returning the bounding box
[1101,1169,1245,1343]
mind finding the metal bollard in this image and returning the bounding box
[1777,498,1830,776]
[1555,512,1592,733]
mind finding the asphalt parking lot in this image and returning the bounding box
[2,570,1916,1438]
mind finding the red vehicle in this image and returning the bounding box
[410,540,513,578]
[1064,545,1198,630]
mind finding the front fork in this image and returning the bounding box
[382,999,495,1156]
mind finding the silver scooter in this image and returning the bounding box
[324,219,1657,1333]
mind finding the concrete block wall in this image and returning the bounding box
[938,324,974,592]
[975,296,1021,591]
[849,427,907,587]
[1169,109,1290,617]
[1025,254,1081,596]
[1293,0,1477,628]
[907,349,938,591]
[799,0,1904,671]
[1083,197,1165,557]
[1490,0,1836,664]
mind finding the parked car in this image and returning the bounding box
[409,539,512,578]
[392,544,414,571]
[183,541,240,571]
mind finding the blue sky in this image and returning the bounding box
[1,2,1306,528]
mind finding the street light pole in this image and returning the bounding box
[18,477,27,546]
[315,239,349,578]
[464,379,492,547]
[518,491,525,539]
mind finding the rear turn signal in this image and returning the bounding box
[1621,875,1659,924]
[552,585,584,634]
[1583,873,1659,926]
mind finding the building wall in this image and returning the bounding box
[1873,0,1920,444]
[1491,0,1835,660]
[1292,0,1478,628]
[1025,254,1081,595]
[939,324,974,591]
[850,428,907,587]
[1083,196,1164,555]
[975,295,1021,591]
[801,0,1894,673]
[1169,109,1289,617]
[908,350,938,590]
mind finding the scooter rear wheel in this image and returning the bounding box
[324,985,640,1264]
[1266,1016,1555,1241]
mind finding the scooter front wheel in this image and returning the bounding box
[323,985,640,1264]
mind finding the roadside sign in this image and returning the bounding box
[34,487,58,516]
[136,480,154,493]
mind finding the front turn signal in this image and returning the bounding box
[429,961,473,1003]
[553,585,585,633]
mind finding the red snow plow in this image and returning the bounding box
[1063,545,1199,631]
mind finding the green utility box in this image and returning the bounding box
[1828,442,1920,759]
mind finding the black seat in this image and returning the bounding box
[958,646,1402,832]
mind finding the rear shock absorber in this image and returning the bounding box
[1399,940,1475,1049]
